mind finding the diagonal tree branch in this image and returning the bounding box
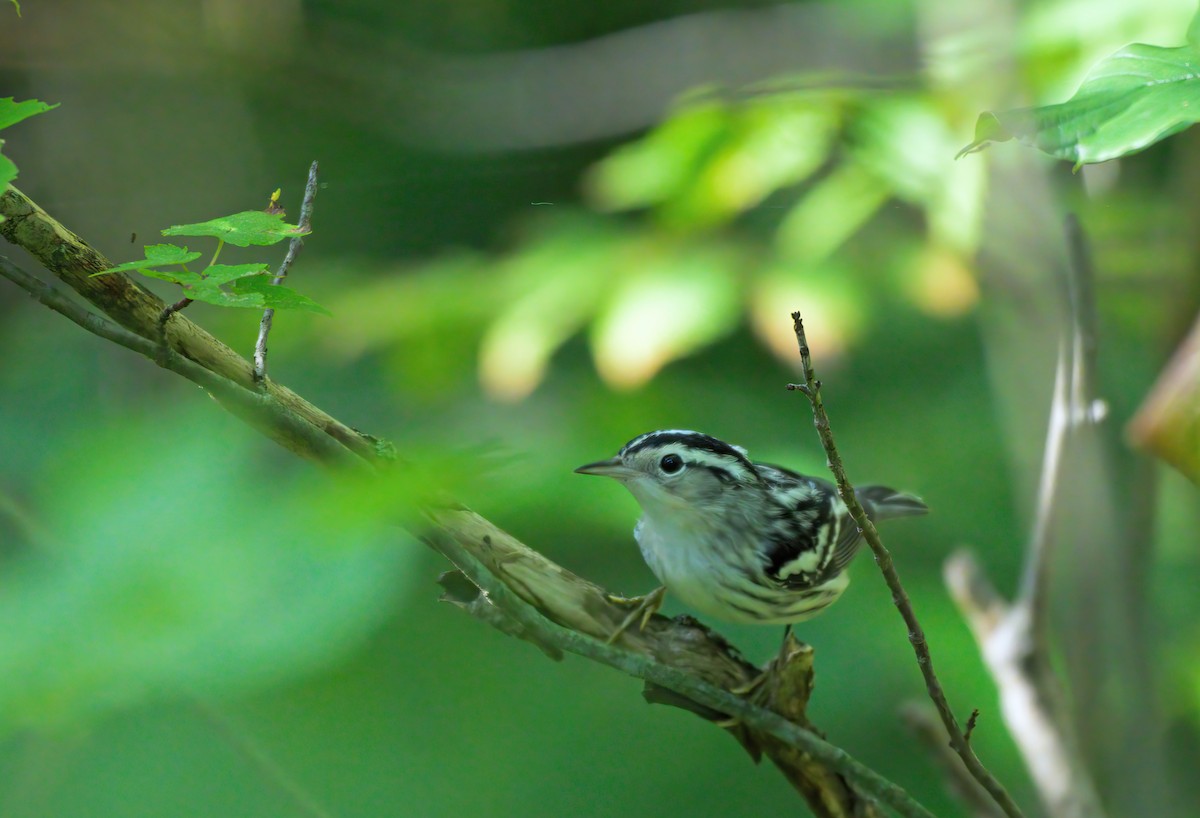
[1,186,937,818]
[0,186,377,464]
[788,311,1026,818]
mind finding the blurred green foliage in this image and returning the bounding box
[1,0,1199,817]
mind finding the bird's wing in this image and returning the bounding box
[755,464,844,588]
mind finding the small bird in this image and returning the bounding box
[576,430,927,635]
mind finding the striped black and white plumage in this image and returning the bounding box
[576,430,927,625]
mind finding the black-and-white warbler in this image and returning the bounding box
[577,430,927,630]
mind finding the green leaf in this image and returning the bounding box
[229,275,332,315]
[0,97,58,132]
[0,151,15,198]
[198,262,271,285]
[184,264,273,310]
[91,244,203,276]
[163,210,310,247]
[958,43,1200,167]
[181,267,329,314]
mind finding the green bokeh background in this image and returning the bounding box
[2,1,1198,816]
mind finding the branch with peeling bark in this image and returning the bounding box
[944,216,1107,818]
[1,184,938,818]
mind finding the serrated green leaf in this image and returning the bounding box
[958,43,1200,166]
[0,97,58,132]
[230,275,332,315]
[199,262,271,285]
[91,244,204,277]
[181,264,271,308]
[163,211,310,247]
[185,283,267,310]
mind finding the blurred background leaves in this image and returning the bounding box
[1,0,1199,816]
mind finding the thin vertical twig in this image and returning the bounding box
[254,160,320,383]
[787,311,1026,818]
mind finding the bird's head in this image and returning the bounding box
[575,430,759,514]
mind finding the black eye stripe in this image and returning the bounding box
[700,465,736,484]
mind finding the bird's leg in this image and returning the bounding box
[777,624,793,664]
[727,625,794,699]
[604,585,667,644]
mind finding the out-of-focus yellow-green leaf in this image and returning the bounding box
[478,227,615,401]
[586,97,731,214]
[775,161,890,262]
[1129,312,1200,483]
[587,93,839,228]
[749,264,866,365]
[590,242,741,388]
[902,245,980,318]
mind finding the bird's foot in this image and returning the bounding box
[604,586,667,644]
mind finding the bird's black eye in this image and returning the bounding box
[659,454,684,474]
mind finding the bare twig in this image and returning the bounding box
[946,215,1108,818]
[788,310,1025,818]
[254,160,320,383]
[964,709,980,744]
[158,296,194,335]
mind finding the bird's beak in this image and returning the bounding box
[574,457,637,479]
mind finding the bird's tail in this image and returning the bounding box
[856,485,929,521]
